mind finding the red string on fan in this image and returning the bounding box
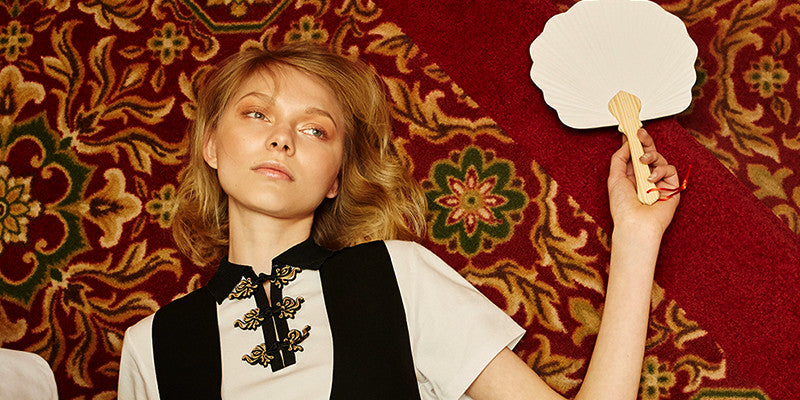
[647,165,692,201]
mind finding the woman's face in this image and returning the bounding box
[203,65,345,225]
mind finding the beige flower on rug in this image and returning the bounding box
[744,55,789,98]
[147,23,189,65]
[639,355,676,400]
[206,0,273,18]
[0,21,33,62]
[285,16,328,43]
[145,184,178,228]
[0,165,41,254]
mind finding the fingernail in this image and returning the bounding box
[648,172,656,181]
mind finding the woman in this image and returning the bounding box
[118,41,681,399]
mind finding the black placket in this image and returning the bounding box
[249,268,283,370]
[240,263,299,371]
[270,264,296,367]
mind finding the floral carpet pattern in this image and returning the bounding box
[0,0,795,399]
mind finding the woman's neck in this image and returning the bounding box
[226,209,314,275]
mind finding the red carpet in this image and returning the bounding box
[0,0,797,398]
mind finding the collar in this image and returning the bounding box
[205,237,334,304]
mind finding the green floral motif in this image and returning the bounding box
[285,16,328,43]
[0,164,40,252]
[425,147,525,255]
[0,116,93,304]
[639,355,676,400]
[0,21,32,62]
[147,23,189,65]
[145,184,178,228]
[744,55,789,98]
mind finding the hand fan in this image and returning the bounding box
[529,0,697,204]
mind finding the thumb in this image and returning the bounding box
[609,141,631,182]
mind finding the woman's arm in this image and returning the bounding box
[467,129,680,400]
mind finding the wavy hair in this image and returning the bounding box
[172,42,427,266]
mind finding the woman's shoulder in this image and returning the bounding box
[336,239,427,255]
[123,312,155,347]
[355,240,463,285]
[331,240,435,267]
[383,239,427,252]
[383,240,448,269]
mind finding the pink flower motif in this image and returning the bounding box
[436,167,507,235]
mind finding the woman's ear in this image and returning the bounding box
[325,177,340,199]
[202,131,218,169]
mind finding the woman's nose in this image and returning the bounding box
[269,140,291,152]
[266,126,295,156]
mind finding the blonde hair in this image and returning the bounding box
[173,42,427,266]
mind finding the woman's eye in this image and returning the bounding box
[302,127,325,138]
[246,111,267,120]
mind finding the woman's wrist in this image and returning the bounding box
[609,225,662,278]
[612,220,664,244]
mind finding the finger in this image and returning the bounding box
[637,128,658,153]
[614,139,637,178]
[639,150,668,167]
[647,164,678,184]
[661,164,680,188]
[609,141,631,181]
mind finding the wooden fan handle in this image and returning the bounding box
[608,91,659,205]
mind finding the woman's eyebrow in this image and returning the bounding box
[237,91,273,103]
[305,107,338,129]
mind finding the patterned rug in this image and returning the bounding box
[1,0,798,399]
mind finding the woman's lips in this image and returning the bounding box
[252,161,293,181]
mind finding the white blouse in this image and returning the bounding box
[119,240,524,399]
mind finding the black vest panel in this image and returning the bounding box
[152,288,222,400]
[151,241,421,399]
[321,241,421,399]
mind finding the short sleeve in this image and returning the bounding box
[0,348,58,400]
[384,241,525,400]
[118,315,159,400]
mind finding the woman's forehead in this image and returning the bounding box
[234,65,330,98]
[231,65,348,123]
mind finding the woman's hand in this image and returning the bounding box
[607,129,681,237]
